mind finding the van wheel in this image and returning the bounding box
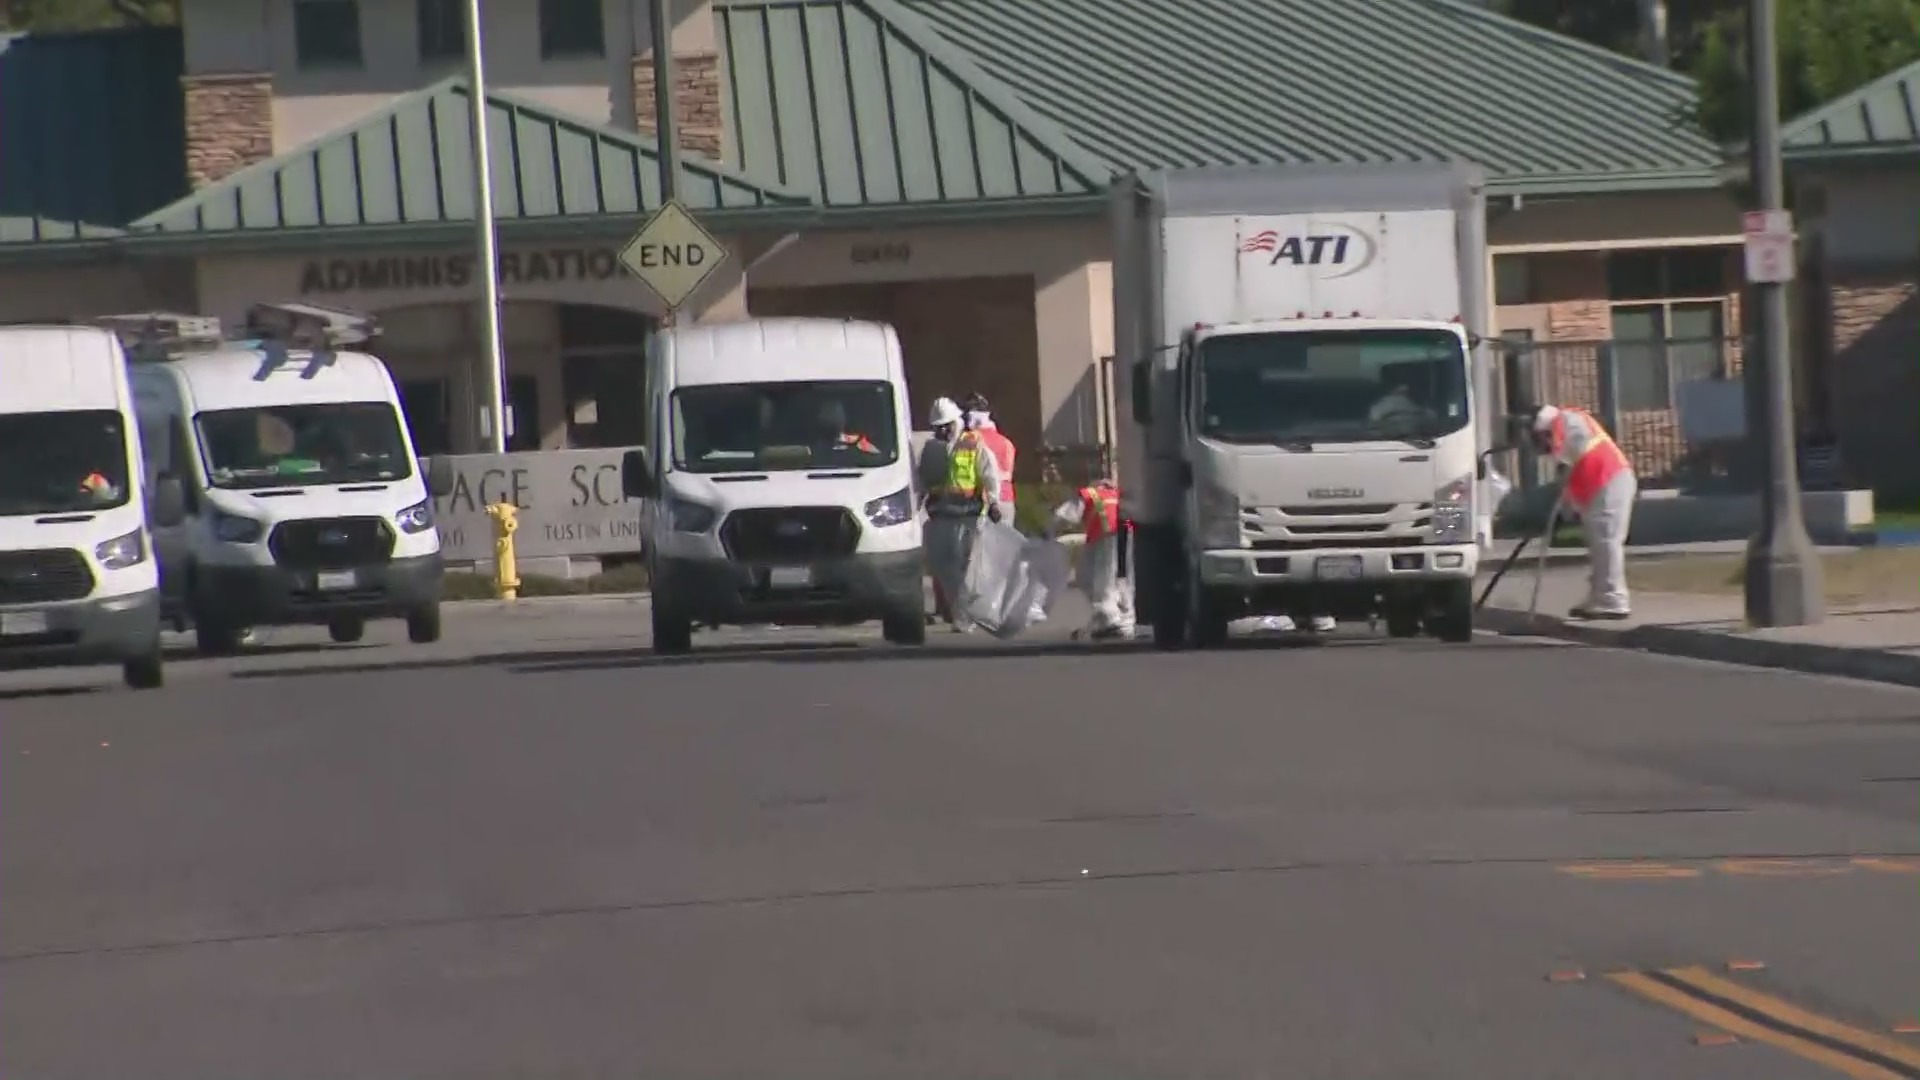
[883,610,928,646]
[192,609,244,656]
[652,604,693,655]
[406,605,442,644]
[328,616,366,643]
[122,652,164,690]
[1428,581,1475,643]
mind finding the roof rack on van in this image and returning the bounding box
[90,312,226,362]
[240,302,376,380]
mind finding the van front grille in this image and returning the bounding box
[720,507,859,562]
[0,548,94,603]
[269,517,395,569]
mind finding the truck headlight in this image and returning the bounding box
[863,487,914,528]
[212,511,264,544]
[395,498,435,534]
[1195,483,1241,548]
[95,529,146,570]
[668,496,717,533]
[1430,474,1472,544]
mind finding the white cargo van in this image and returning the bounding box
[620,318,925,653]
[117,306,452,654]
[0,325,184,689]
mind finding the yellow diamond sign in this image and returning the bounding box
[618,200,729,311]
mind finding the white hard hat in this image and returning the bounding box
[1531,404,1561,433]
[928,397,962,427]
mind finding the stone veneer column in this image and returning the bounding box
[631,52,725,159]
[183,72,274,188]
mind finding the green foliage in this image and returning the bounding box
[3,0,177,30]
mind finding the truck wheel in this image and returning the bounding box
[883,611,928,646]
[652,603,693,655]
[1428,581,1475,643]
[328,616,366,643]
[1384,605,1422,638]
[122,651,164,690]
[406,605,442,644]
[1187,572,1230,649]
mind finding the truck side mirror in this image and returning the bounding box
[422,456,454,498]
[148,475,187,527]
[1131,361,1152,423]
[622,448,657,499]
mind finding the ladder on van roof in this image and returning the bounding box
[91,303,378,378]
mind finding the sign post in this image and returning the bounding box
[618,200,731,317]
[1742,209,1795,284]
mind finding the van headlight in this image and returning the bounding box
[1430,474,1472,544]
[668,496,718,533]
[95,529,146,570]
[1195,483,1241,548]
[863,487,914,528]
[212,511,265,544]
[395,498,435,534]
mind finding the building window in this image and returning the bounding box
[1610,300,1727,411]
[1493,255,1533,305]
[294,0,363,69]
[1606,248,1728,302]
[539,0,604,58]
[417,0,465,62]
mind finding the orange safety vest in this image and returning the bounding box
[835,432,877,453]
[976,425,1017,505]
[1080,482,1123,541]
[1551,407,1631,510]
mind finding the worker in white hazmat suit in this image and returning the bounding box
[1527,403,1637,619]
[1049,477,1135,638]
[918,396,1005,633]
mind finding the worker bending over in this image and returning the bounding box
[919,396,1006,633]
[1049,477,1135,639]
[1528,404,1637,620]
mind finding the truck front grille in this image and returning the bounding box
[721,507,859,563]
[269,517,395,569]
[0,548,94,603]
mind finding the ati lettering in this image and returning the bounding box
[1270,235,1350,267]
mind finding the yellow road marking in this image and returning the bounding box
[1854,857,1920,875]
[1662,966,1920,1070]
[1607,971,1906,1079]
[1716,858,1852,877]
[1557,862,1701,879]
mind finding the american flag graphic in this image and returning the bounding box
[1239,230,1278,253]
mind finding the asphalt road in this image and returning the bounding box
[4,598,1919,1079]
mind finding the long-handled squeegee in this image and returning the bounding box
[1475,497,1565,613]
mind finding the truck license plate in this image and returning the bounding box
[0,611,48,635]
[768,566,813,589]
[316,570,357,591]
[1313,555,1365,580]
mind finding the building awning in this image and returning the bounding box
[124,78,818,254]
[1782,60,1920,166]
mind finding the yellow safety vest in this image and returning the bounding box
[946,433,983,500]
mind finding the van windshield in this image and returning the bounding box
[1196,328,1470,445]
[0,410,133,516]
[196,402,414,489]
[671,380,899,473]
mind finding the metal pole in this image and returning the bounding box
[465,0,507,453]
[648,0,681,327]
[1741,0,1824,626]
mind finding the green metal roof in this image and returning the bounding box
[906,0,1725,195]
[128,77,813,246]
[1782,59,1920,163]
[714,0,1109,209]
[0,27,187,246]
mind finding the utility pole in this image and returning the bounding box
[464,0,507,452]
[1636,0,1670,66]
[649,0,680,328]
[1741,0,1824,626]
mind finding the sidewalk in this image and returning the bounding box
[1477,564,1920,688]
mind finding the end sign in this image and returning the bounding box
[619,200,730,310]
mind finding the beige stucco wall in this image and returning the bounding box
[1489,190,1745,249]
[181,0,718,148]
[0,260,198,324]
[1804,169,1920,268]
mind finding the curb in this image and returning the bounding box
[445,591,650,612]
[1480,606,1920,689]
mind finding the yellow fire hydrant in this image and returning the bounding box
[485,501,520,600]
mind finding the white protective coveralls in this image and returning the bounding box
[920,397,1006,633]
[1050,482,1136,638]
[1533,404,1637,618]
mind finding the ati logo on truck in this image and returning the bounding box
[1238,225,1378,279]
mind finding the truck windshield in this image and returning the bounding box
[672,380,899,473]
[1196,328,1469,445]
[0,410,133,516]
[196,403,414,489]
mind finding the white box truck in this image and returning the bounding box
[1113,163,1498,648]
